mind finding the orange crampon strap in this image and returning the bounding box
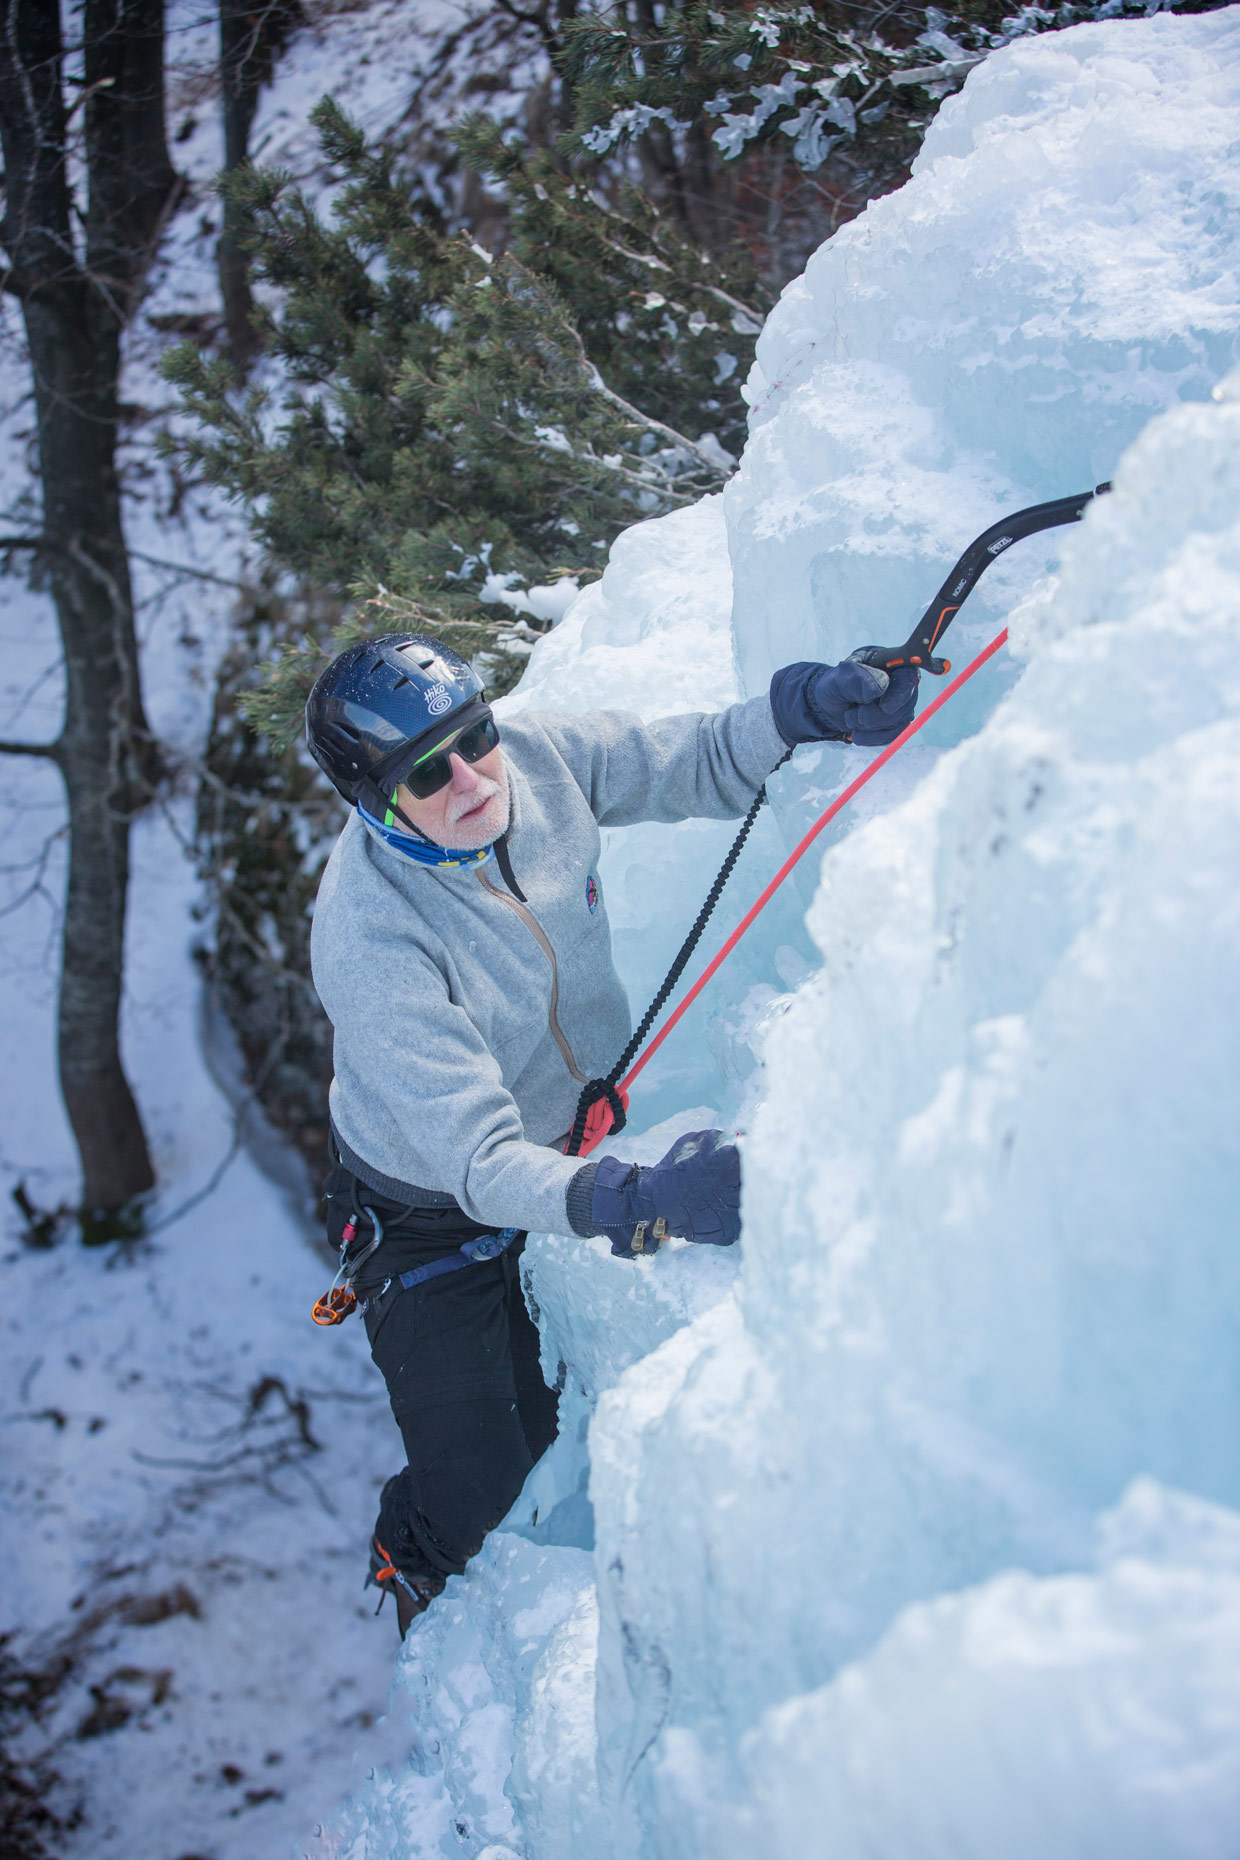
[312,1285,358,1326]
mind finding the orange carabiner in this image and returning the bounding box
[311,1285,358,1326]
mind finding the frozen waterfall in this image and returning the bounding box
[314,11,1240,1856]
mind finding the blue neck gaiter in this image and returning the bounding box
[357,801,495,872]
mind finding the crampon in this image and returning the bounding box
[366,1536,443,1639]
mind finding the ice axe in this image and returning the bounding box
[857,483,1112,676]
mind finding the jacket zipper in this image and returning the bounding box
[476,870,588,1084]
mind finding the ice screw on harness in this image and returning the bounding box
[566,484,1111,1157]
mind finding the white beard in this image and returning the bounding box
[441,769,511,850]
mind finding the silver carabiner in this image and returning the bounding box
[340,1205,385,1282]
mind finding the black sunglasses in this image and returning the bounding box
[399,713,500,801]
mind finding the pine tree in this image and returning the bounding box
[453,115,766,463]
[162,96,768,737]
[560,0,1221,276]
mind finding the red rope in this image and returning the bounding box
[618,627,1009,1095]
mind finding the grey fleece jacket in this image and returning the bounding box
[310,694,789,1237]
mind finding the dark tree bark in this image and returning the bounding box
[491,0,576,151]
[0,0,178,1216]
[218,0,300,371]
[85,0,177,302]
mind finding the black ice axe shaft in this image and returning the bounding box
[862,483,1112,676]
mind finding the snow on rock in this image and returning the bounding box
[311,1537,601,1860]
[728,1480,1240,1860]
[320,11,1240,1857]
[507,496,739,714]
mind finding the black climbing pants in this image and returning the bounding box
[326,1169,560,1586]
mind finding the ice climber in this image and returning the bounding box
[305,631,918,1634]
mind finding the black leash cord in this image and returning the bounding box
[565,748,793,1158]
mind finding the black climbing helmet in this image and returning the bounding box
[305,633,487,810]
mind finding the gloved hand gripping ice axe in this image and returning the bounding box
[856,484,1112,676]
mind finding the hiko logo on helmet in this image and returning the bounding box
[425,682,453,717]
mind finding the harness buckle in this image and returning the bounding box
[461,1225,520,1263]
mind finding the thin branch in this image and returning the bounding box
[0,530,247,592]
[4,653,64,732]
[128,547,249,591]
[584,217,767,328]
[580,347,730,476]
[489,414,711,502]
[157,787,328,1008]
[0,823,67,919]
[0,737,59,759]
[142,1122,243,1236]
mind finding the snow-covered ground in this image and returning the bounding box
[2,5,1239,1859]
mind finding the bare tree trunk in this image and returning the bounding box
[218,0,261,369]
[29,299,156,1212]
[553,0,577,143]
[0,0,177,1217]
[218,0,300,371]
[85,0,178,281]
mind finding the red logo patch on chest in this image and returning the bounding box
[585,874,599,914]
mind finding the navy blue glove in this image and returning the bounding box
[587,1129,740,1257]
[770,652,919,748]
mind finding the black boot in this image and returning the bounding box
[367,1535,444,1639]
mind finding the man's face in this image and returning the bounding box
[395,739,510,850]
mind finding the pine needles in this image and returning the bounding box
[162,96,766,739]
